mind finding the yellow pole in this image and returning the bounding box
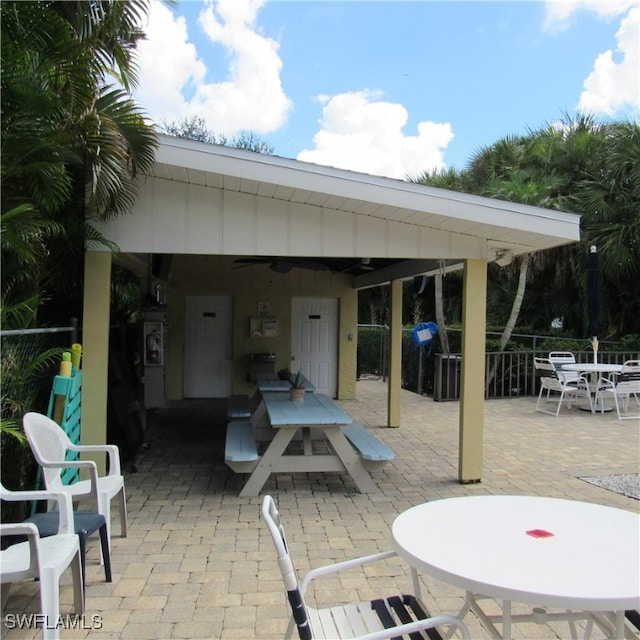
[81,251,112,474]
[387,279,403,428]
[459,259,487,483]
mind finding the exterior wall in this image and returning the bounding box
[163,255,357,400]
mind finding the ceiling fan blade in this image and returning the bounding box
[289,258,333,271]
[233,256,339,273]
[341,258,375,273]
[232,257,273,269]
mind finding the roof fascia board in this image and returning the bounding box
[155,137,581,242]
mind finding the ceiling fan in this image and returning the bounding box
[233,257,334,273]
[341,258,376,273]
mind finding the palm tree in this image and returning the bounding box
[416,115,640,345]
[1,1,158,325]
[1,1,158,450]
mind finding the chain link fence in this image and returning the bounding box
[1,324,79,518]
[1,324,79,421]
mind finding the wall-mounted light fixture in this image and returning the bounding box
[494,249,514,267]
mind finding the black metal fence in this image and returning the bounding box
[357,324,639,401]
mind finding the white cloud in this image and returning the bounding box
[134,0,206,124]
[543,1,639,117]
[543,0,637,32]
[297,91,454,180]
[134,0,291,135]
[578,7,639,114]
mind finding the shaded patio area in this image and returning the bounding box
[3,381,638,639]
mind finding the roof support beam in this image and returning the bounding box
[387,279,403,428]
[353,259,463,289]
[81,251,113,474]
[458,259,487,483]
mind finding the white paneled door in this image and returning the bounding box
[291,298,338,397]
[184,296,232,398]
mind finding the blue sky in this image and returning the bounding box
[134,1,639,178]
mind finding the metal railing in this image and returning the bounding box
[357,325,637,401]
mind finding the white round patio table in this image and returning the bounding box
[562,363,623,412]
[561,363,623,375]
[392,495,640,639]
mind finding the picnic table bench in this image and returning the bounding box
[342,423,395,470]
[227,394,252,420]
[224,421,259,473]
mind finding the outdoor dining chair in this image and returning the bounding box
[1,485,84,640]
[23,412,127,558]
[261,495,470,640]
[534,357,593,416]
[548,351,581,383]
[22,510,112,586]
[594,360,640,420]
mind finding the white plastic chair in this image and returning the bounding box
[1,484,84,640]
[23,412,127,555]
[534,357,593,416]
[548,351,581,383]
[261,495,470,640]
[594,360,640,420]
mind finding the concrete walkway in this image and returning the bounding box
[3,380,638,639]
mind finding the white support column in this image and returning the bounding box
[81,251,112,473]
[459,259,487,482]
[387,279,402,428]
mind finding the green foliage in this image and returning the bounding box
[618,334,640,350]
[1,1,159,492]
[535,338,592,353]
[413,115,640,340]
[277,366,291,380]
[0,418,26,444]
[162,116,274,154]
[290,371,305,389]
[1,0,158,327]
[1,345,64,426]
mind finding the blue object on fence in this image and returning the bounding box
[411,321,438,347]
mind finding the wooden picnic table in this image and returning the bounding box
[254,372,315,392]
[237,391,377,497]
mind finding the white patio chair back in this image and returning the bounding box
[548,351,580,382]
[548,351,576,365]
[261,495,470,640]
[595,360,640,420]
[534,357,592,416]
[1,483,84,640]
[23,412,128,556]
[25,417,70,492]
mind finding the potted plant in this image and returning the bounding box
[277,366,291,381]
[289,371,305,402]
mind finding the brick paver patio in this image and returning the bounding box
[2,379,638,639]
